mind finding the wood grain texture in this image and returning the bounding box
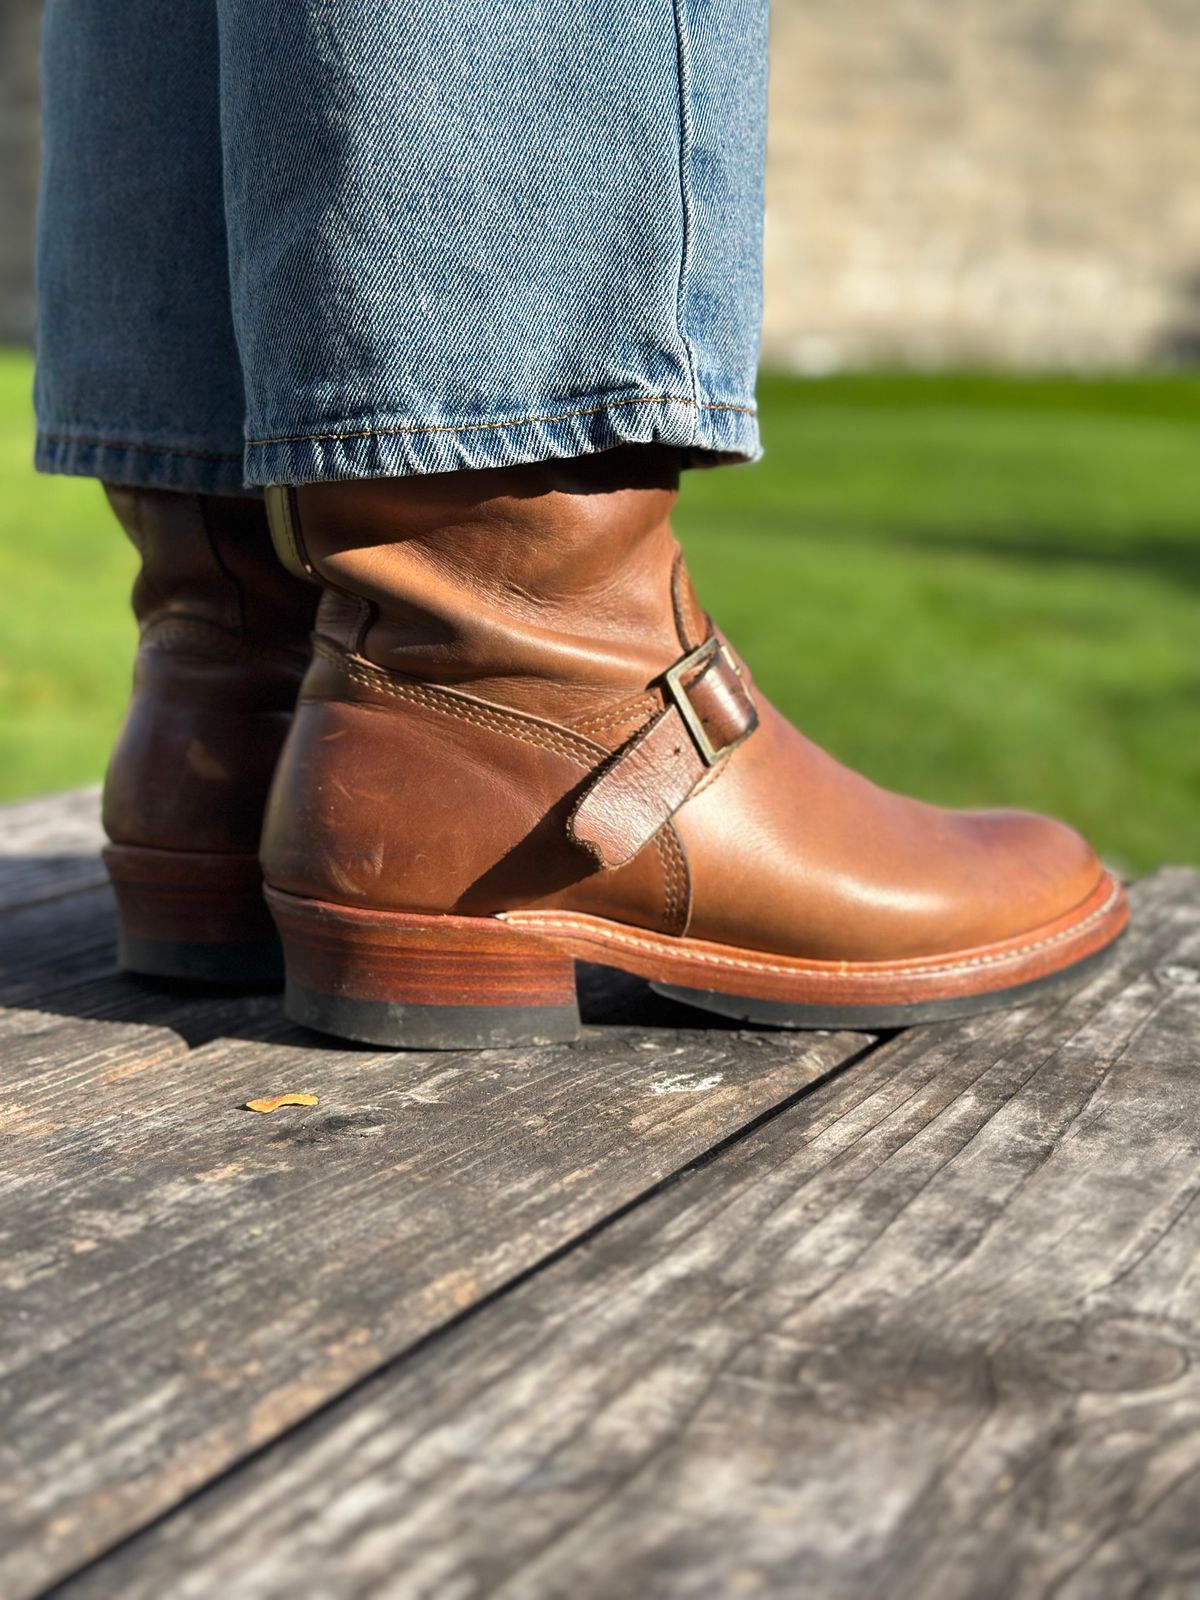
[0,884,121,1007]
[0,790,116,1007]
[0,787,106,912]
[58,870,1200,1600]
[0,836,865,1598]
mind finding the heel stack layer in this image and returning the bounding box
[103,844,282,986]
[264,889,581,1050]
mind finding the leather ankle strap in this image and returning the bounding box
[568,637,758,870]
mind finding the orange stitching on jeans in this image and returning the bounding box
[248,394,757,448]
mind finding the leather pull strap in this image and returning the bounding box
[264,486,319,583]
[569,637,758,870]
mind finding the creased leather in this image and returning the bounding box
[262,451,1108,962]
[269,447,692,724]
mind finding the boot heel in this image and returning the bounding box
[103,845,283,985]
[264,888,581,1050]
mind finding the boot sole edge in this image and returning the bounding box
[105,844,283,989]
[651,938,1122,1030]
[265,874,1128,1049]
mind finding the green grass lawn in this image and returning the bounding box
[0,355,139,803]
[2,353,1197,871]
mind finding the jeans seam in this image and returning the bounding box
[247,393,755,448]
[38,431,243,464]
[670,0,701,430]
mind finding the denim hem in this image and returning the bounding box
[244,392,760,486]
[35,430,252,496]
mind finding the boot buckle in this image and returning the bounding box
[663,637,756,768]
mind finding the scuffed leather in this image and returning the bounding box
[261,451,1106,959]
[263,644,679,929]
[103,488,319,855]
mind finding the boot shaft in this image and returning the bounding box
[109,487,316,669]
[104,488,319,855]
[265,446,710,723]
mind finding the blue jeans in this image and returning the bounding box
[35,1,768,494]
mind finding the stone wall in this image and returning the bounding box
[4,0,1200,366]
[763,0,1200,369]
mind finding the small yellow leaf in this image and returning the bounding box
[244,1093,319,1114]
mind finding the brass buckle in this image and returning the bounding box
[663,637,749,767]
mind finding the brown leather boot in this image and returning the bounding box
[102,487,318,983]
[259,448,1126,1048]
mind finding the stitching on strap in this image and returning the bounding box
[314,638,604,767]
[655,823,691,937]
[572,692,662,739]
[653,833,678,931]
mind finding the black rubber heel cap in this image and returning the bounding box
[284,982,583,1051]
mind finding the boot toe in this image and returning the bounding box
[970,807,1108,944]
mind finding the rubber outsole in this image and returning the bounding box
[119,932,284,988]
[651,937,1121,1030]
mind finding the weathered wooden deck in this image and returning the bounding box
[3,788,1199,1599]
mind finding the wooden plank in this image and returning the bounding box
[0,787,106,912]
[0,871,869,1600]
[59,870,1200,1600]
[0,884,120,1007]
[0,788,116,1006]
